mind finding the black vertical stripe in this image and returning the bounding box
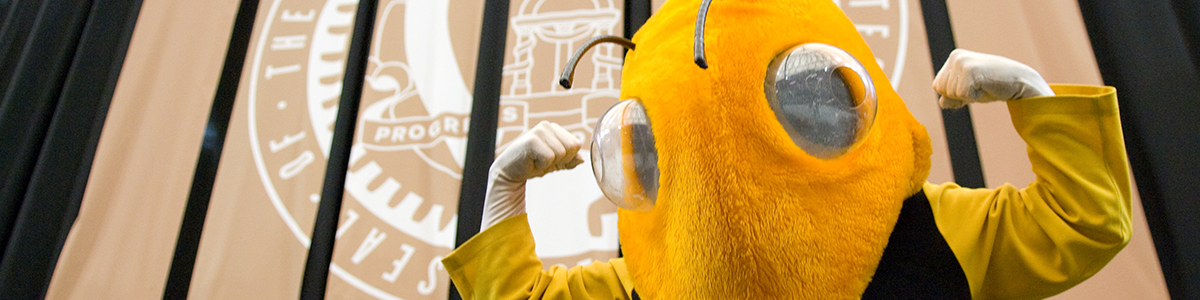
[299,0,376,298]
[624,0,650,40]
[1076,1,1200,299]
[448,0,509,299]
[918,0,985,188]
[0,0,142,298]
[451,0,506,250]
[163,0,260,299]
[453,0,509,251]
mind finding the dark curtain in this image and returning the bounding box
[0,0,142,298]
[1076,1,1200,299]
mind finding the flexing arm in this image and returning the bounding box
[481,121,585,230]
[444,121,633,300]
[927,50,1133,299]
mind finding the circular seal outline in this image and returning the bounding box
[890,0,909,87]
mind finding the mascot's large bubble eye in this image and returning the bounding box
[591,99,658,211]
[765,43,877,159]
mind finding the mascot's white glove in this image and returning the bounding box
[480,121,585,230]
[933,49,1055,109]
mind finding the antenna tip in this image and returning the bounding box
[559,78,572,89]
[695,58,708,69]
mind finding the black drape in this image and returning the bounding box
[0,0,45,96]
[1077,1,1200,299]
[1170,0,1200,76]
[0,0,142,298]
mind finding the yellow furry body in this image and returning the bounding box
[616,0,933,298]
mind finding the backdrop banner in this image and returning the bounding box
[324,0,484,298]
[189,0,348,298]
[190,0,485,298]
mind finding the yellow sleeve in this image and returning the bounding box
[441,214,635,300]
[925,84,1133,300]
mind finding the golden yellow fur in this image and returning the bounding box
[615,0,933,298]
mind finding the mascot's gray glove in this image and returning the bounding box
[934,49,1055,109]
[480,121,585,230]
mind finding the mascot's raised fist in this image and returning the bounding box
[934,49,1055,109]
[492,121,585,182]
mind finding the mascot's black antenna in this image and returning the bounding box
[559,35,636,89]
[694,0,714,69]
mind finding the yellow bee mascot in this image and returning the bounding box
[442,0,1132,298]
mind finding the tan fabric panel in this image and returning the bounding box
[44,0,242,298]
[945,1,1169,299]
[322,0,486,298]
[187,0,319,298]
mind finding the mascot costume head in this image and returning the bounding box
[559,0,932,298]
